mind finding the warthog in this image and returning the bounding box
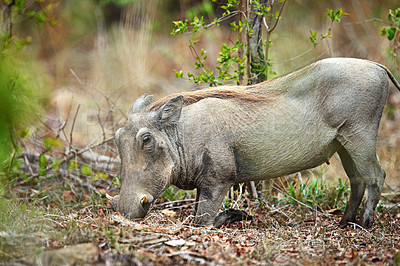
[111,58,400,227]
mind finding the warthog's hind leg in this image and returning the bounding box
[337,147,366,227]
[338,134,385,228]
[358,160,385,227]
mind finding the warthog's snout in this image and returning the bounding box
[110,194,153,220]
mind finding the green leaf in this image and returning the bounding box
[387,27,396,41]
[380,26,388,37]
[39,154,47,169]
[35,10,47,25]
[81,165,92,176]
[326,8,348,23]
[18,128,29,138]
[388,10,394,23]
[230,21,239,31]
[395,8,400,18]
[171,20,188,35]
[68,160,78,171]
[173,69,184,78]
[43,137,63,152]
[52,158,62,172]
[309,30,318,46]
[39,154,47,176]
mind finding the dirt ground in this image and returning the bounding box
[6,191,399,265]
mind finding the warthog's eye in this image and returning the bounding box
[142,135,151,144]
[140,133,155,153]
[136,128,156,153]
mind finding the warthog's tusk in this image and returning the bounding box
[105,193,114,201]
[140,194,148,205]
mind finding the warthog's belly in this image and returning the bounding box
[235,138,341,182]
[233,110,341,182]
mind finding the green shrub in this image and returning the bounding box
[0,52,49,186]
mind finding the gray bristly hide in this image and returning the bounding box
[111,58,400,228]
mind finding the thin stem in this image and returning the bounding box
[268,0,286,33]
[69,105,80,148]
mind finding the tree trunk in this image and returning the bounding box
[249,0,267,84]
[2,1,14,38]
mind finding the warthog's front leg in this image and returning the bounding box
[194,182,231,226]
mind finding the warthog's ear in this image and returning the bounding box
[157,95,184,127]
[129,93,154,116]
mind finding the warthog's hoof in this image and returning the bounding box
[213,209,253,228]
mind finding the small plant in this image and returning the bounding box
[277,173,350,211]
[380,7,400,69]
[0,0,54,182]
[309,8,349,47]
[380,8,400,44]
[161,185,194,202]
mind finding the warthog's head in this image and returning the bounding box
[111,94,184,220]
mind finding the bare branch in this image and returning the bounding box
[24,135,116,180]
[69,104,80,148]
[70,68,127,120]
[342,18,393,26]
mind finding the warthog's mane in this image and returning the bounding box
[146,85,276,112]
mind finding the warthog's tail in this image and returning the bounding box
[373,62,400,92]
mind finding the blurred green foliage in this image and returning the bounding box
[0,53,49,180]
[0,0,52,183]
[185,0,214,20]
[1,0,59,51]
